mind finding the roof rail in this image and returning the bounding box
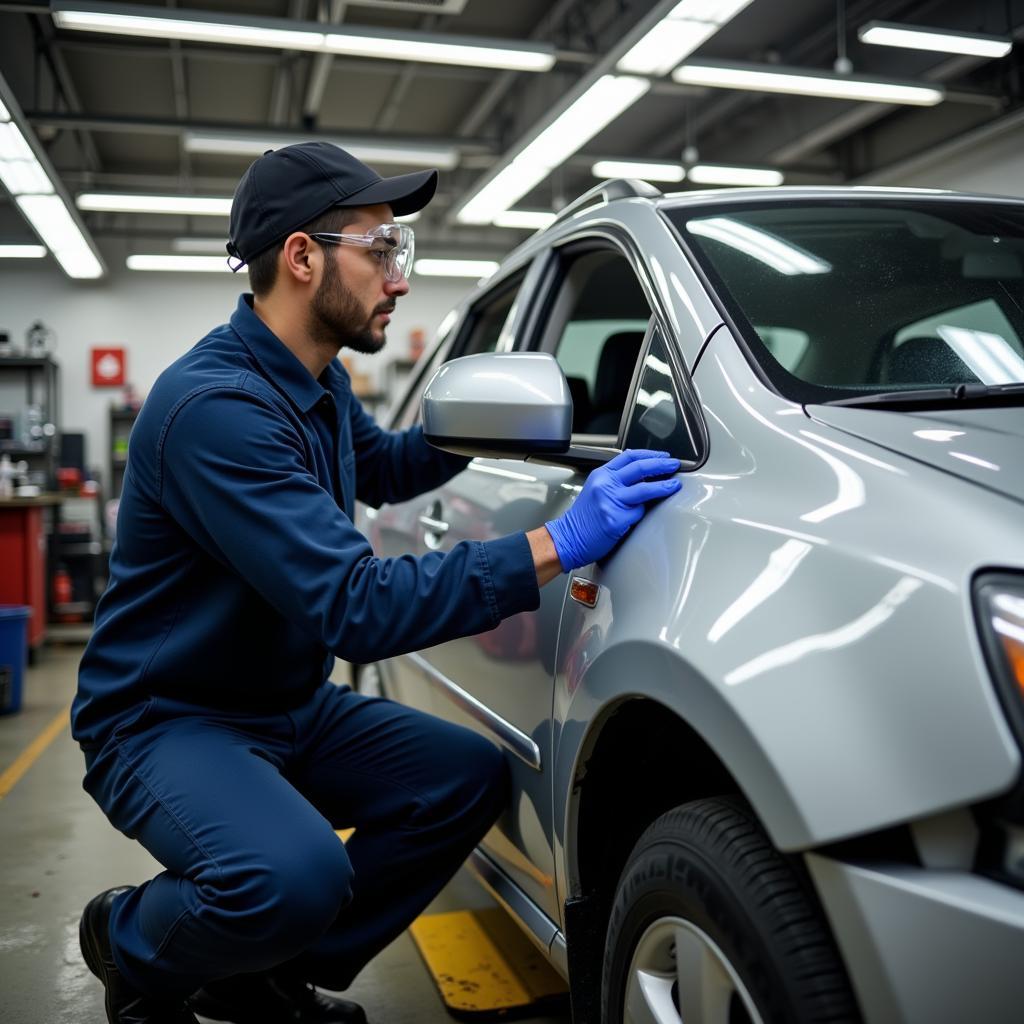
[554,178,663,224]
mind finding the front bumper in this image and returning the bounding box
[807,853,1024,1023]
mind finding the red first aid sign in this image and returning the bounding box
[92,347,126,387]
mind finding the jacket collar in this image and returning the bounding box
[230,293,341,414]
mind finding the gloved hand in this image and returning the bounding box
[545,449,682,572]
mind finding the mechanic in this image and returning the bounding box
[72,142,682,1024]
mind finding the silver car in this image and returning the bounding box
[355,182,1024,1024]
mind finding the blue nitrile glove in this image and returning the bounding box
[545,449,682,572]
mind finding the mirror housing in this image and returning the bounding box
[421,351,573,460]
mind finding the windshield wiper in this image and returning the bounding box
[821,382,1024,409]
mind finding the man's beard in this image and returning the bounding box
[308,251,393,356]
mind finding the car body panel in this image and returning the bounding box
[551,327,1021,910]
[806,852,1024,1024]
[807,404,1024,504]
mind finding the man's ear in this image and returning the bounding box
[280,232,318,285]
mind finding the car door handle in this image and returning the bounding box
[419,501,450,550]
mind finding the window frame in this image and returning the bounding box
[526,226,707,463]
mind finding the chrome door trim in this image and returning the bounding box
[405,651,542,770]
[466,848,562,966]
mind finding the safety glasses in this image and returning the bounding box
[308,223,415,283]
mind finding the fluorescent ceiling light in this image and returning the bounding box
[127,254,232,272]
[687,216,831,275]
[415,258,499,279]
[618,0,755,76]
[77,193,233,215]
[0,122,35,161]
[687,164,784,186]
[492,210,556,229]
[673,59,944,105]
[458,75,651,224]
[935,326,1024,385]
[171,237,227,253]
[323,31,554,72]
[0,99,9,121]
[858,21,1012,59]
[52,3,555,71]
[52,6,325,50]
[0,244,46,258]
[184,132,459,170]
[592,159,685,182]
[17,194,103,278]
[396,211,420,223]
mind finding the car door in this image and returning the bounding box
[367,235,676,924]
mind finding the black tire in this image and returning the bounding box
[602,797,860,1024]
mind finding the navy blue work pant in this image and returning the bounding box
[82,682,508,998]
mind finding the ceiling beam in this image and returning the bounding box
[302,0,345,123]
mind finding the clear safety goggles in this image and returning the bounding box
[308,223,415,283]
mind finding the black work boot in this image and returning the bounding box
[79,887,200,1024]
[188,970,367,1024]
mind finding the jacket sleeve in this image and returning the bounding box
[348,392,470,508]
[158,384,539,663]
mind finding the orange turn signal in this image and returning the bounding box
[570,576,600,608]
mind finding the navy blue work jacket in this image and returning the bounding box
[72,295,539,748]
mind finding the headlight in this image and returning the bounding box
[974,573,1024,748]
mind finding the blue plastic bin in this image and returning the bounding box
[0,606,31,715]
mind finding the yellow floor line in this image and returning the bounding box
[0,704,71,800]
[410,908,567,1014]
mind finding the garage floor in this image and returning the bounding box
[0,645,571,1024]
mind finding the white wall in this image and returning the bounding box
[868,119,1024,197]
[0,253,473,492]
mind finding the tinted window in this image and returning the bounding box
[624,331,701,461]
[546,249,651,435]
[668,200,1024,401]
[459,268,530,357]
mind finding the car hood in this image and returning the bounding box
[806,404,1024,504]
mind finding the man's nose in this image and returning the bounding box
[385,274,410,298]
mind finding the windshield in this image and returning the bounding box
[666,198,1024,403]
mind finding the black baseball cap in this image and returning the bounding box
[226,141,438,267]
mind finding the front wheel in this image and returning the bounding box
[602,797,860,1024]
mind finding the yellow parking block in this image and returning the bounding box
[410,907,568,1016]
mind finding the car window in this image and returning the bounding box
[668,199,1024,402]
[458,266,531,358]
[624,329,702,462]
[884,298,1024,385]
[542,248,652,437]
[393,266,533,430]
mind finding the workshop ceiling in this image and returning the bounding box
[0,0,1020,272]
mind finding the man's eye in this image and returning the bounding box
[370,249,388,262]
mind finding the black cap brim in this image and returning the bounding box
[338,168,438,217]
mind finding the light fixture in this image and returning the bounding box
[687,164,784,186]
[184,132,459,170]
[0,71,104,278]
[0,244,46,258]
[492,210,556,229]
[51,2,556,71]
[396,211,420,223]
[617,0,756,76]
[457,75,650,224]
[322,30,554,72]
[687,216,831,275]
[127,254,233,272]
[76,193,233,215]
[17,194,103,278]
[53,4,326,50]
[673,59,944,105]
[171,237,228,253]
[414,258,499,279]
[592,159,686,182]
[858,21,1012,59]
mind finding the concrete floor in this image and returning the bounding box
[0,644,571,1024]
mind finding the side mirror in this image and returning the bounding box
[421,352,572,460]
